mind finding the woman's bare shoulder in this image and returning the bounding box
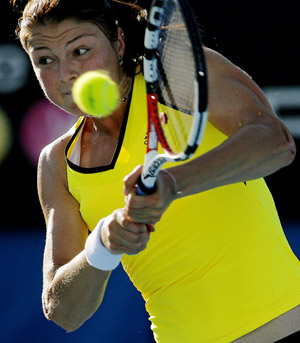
[38,125,76,173]
[37,123,77,195]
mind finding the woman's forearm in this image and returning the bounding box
[171,123,296,198]
[42,250,111,332]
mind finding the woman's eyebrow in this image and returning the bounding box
[65,34,95,47]
[31,33,95,51]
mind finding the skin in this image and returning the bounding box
[27,18,298,340]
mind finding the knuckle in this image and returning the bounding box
[112,210,119,220]
[105,240,114,252]
[109,242,118,251]
[126,194,134,208]
[147,215,161,224]
[120,215,127,228]
[132,236,148,251]
[128,238,149,255]
[107,241,124,255]
[126,206,135,219]
[104,232,114,249]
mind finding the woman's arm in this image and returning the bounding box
[124,48,296,224]
[39,134,151,332]
[171,48,296,195]
[39,137,111,332]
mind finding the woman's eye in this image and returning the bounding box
[39,57,53,65]
[74,48,88,56]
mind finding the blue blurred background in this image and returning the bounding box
[0,1,299,342]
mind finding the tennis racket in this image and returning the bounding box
[137,0,208,195]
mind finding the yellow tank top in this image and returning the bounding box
[66,72,300,342]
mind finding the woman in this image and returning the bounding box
[11,0,300,342]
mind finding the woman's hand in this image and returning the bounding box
[100,208,151,255]
[123,165,178,226]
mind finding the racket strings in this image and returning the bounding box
[156,0,196,155]
[156,51,188,153]
[158,106,183,153]
[166,108,188,150]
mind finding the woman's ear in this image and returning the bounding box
[117,27,126,64]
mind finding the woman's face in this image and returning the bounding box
[27,19,124,116]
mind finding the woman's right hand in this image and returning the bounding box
[100,208,152,255]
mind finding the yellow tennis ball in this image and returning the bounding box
[72,70,120,117]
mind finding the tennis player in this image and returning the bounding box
[11,0,300,342]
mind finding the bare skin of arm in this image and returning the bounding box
[40,131,150,332]
[39,133,109,332]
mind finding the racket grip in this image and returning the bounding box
[136,177,156,233]
[136,176,156,196]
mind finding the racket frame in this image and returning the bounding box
[137,0,208,195]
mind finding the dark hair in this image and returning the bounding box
[10,0,148,75]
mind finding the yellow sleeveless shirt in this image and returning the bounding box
[66,72,300,342]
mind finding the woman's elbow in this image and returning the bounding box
[270,123,297,169]
[284,141,296,166]
[42,292,87,332]
[43,303,86,332]
[279,124,297,167]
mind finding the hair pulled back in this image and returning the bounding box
[10,0,148,75]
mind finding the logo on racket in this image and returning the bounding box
[143,157,167,179]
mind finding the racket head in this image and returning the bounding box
[144,0,208,160]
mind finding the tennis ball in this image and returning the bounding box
[72,70,120,117]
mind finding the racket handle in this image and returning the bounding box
[136,176,156,196]
[136,177,156,233]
